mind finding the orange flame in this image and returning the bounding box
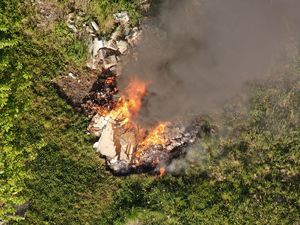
[135,122,168,157]
[102,78,168,161]
[159,167,166,177]
[105,77,115,84]
[125,79,147,117]
[106,79,146,123]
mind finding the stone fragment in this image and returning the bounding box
[68,72,76,79]
[91,37,105,57]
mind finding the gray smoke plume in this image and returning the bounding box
[121,0,300,125]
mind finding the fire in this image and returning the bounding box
[105,77,115,84]
[135,122,168,157]
[101,78,168,162]
[106,79,147,123]
[159,167,166,177]
[125,79,147,117]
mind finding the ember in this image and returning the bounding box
[159,167,166,177]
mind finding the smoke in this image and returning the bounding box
[165,143,209,175]
[121,0,300,125]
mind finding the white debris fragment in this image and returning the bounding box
[106,39,118,51]
[85,25,95,35]
[119,131,136,162]
[88,114,109,136]
[92,37,105,57]
[93,141,99,149]
[103,55,118,69]
[68,72,76,79]
[126,27,142,46]
[67,23,78,33]
[117,40,129,54]
[91,21,99,32]
[113,11,130,24]
[96,119,117,159]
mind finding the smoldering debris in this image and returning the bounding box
[121,0,300,125]
[92,118,201,175]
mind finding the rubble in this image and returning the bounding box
[126,27,142,46]
[55,9,144,111]
[87,114,109,136]
[96,119,117,159]
[113,12,130,24]
[103,55,118,69]
[92,116,201,175]
[91,37,105,57]
[116,40,129,54]
[56,8,198,176]
[66,13,78,33]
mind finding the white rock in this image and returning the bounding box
[93,141,99,149]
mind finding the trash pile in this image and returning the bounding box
[54,11,142,111]
[90,117,200,175]
[54,8,201,175]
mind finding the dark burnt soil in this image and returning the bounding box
[53,68,118,113]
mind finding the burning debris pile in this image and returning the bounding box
[88,79,201,175]
[54,8,202,175]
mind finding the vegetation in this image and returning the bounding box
[1,0,299,224]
